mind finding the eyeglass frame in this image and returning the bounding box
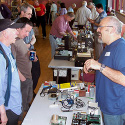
[24,12,33,16]
[98,26,113,28]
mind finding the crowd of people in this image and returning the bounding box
[0,0,125,125]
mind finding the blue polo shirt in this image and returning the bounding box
[96,38,125,115]
[68,7,74,12]
[23,29,34,50]
[0,42,22,115]
[93,11,107,30]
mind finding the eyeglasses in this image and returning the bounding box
[25,13,32,16]
[98,26,113,28]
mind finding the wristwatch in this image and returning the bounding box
[100,64,106,72]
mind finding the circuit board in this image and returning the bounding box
[71,112,100,125]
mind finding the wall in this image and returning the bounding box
[116,11,125,23]
[108,0,112,8]
[93,0,107,11]
[39,0,90,9]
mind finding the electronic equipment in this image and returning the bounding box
[88,102,98,115]
[50,114,67,125]
[63,35,71,50]
[29,51,35,61]
[72,112,86,125]
[84,38,93,49]
[40,85,58,97]
[75,57,91,67]
[54,50,72,61]
[87,114,100,125]
[71,112,100,125]
[53,69,71,84]
[48,88,57,94]
[48,93,58,100]
[77,47,87,53]
[57,94,85,112]
[71,69,79,80]
[40,85,52,97]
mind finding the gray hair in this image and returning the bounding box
[82,1,87,6]
[67,12,75,18]
[20,2,33,13]
[88,2,95,6]
[72,3,76,8]
[106,16,122,34]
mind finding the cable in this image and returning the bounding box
[61,94,74,109]
[53,93,86,112]
[40,85,52,97]
[75,97,86,108]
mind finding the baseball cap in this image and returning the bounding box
[0,19,24,32]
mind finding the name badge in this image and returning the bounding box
[105,52,110,56]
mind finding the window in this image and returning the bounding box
[109,0,125,14]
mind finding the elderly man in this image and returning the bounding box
[87,2,99,20]
[68,3,76,28]
[68,3,76,13]
[50,1,57,23]
[84,16,125,125]
[49,12,77,58]
[0,19,23,125]
[75,1,92,29]
[11,17,37,120]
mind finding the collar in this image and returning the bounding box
[0,41,11,55]
[106,38,123,48]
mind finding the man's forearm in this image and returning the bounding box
[101,66,125,86]
[0,105,6,115]
[59,32,67,36]
[0,104,8,124]
[84,59,125,86]
[30,34,36,45]
[93,22,99,27]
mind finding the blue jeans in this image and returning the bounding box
[103,113,125,125]
[49,34,61,58]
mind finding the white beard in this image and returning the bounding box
[98,38,103,43]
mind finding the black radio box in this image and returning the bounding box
[75,57,91,67]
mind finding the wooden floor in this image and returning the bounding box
[34,24,53,94]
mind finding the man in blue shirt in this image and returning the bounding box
[0,19,23,125]
[84,16,125,125]
[68,3,76,13]
[89,3,107,60]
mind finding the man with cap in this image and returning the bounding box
[0,19,23,125]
